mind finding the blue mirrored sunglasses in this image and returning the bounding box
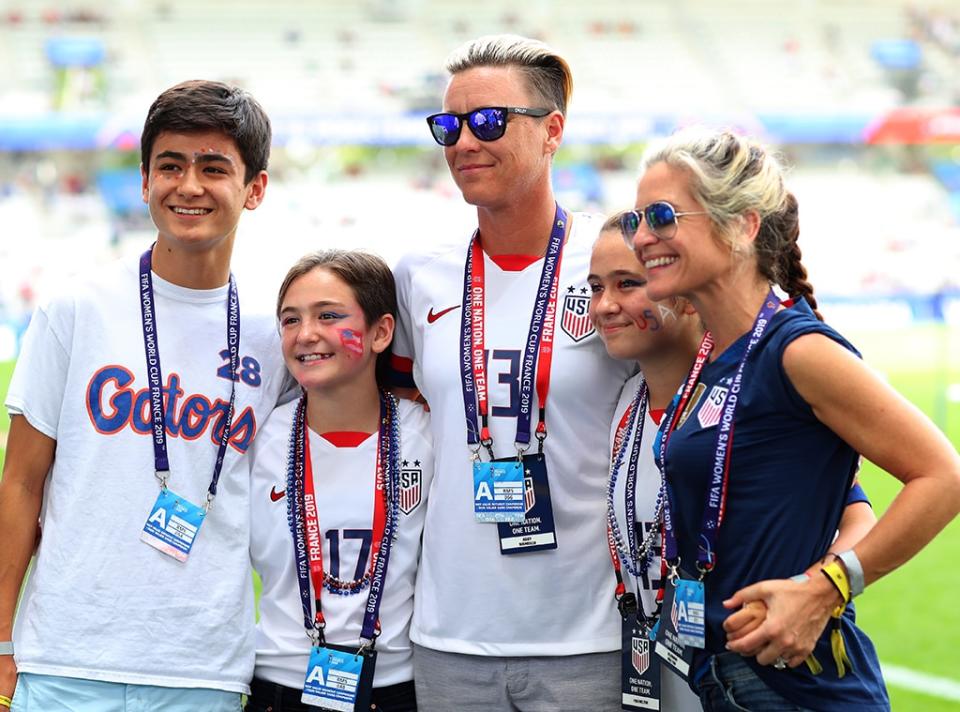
[619,201,708,247]
[426,106,552,146]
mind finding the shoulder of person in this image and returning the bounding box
[397,397,431,442]
[764,299,859,360]
[393,240,466,282]
[567,211,606,244]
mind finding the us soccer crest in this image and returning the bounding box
[632,637,650,675]
[524,475,535,514]
[697,383,728,429]
[561,285,595,342]
[399,464,422,514]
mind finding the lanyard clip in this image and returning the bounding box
[535,412,547,455]
[203,492,215,513]
[515,442,529,462]
[155,469,169,490]
[617,591,638,620]
[666,561,680,584]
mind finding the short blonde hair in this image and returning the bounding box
[445,34,572,115]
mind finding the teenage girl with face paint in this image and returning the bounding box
[622,128,960,711]
[246,250,432,712]
[588,215,877,712]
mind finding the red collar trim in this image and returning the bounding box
[649,408,666,425]
[320,431,374,447]
[489,254,541,271]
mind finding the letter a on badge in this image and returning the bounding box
[147,507,167,529]
[676,600,687,622]
[306,665,325,685]
[476,481,493,501]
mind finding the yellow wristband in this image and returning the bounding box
[821,560,852,605]
[0,693,12,708]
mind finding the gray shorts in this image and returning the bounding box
[413,644,620,712]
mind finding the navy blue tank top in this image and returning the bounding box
[662,299,888,710]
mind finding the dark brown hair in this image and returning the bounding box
[141,80,271,184]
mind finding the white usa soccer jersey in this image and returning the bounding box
[250,397,433,688]
[5,258,288,693]
[609,373,701,711]
[392,212,635,656]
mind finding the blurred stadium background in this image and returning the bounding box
[0,0,958,708]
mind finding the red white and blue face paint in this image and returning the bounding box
[338,328,365,357]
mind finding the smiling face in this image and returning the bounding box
[630,161,731,303]
[279,267,393,394]
[441,65,562,211]
[589,228,701,365]
[141,129,266,259]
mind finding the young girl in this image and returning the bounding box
[622,128,960,710]
[588,215,876,712]
[247,250,432,712]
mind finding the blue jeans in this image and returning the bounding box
[698,653,814,712]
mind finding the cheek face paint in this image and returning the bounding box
[658,303,678,323]
[338,328,365,356]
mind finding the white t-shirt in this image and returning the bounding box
[5,258,288,694]
[393,212,635,656]
[609,372,701,711]
[250,397,433,688]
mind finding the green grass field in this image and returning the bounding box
[1,325,958,709]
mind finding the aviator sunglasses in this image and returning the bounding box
[426,106,552,147]
[619,201,709,247]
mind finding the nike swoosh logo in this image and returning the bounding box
[427,305,461,324]
[270,486,286,502]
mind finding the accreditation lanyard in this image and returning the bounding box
[287,392,399,645]
[459,203,568,459]
[656,291,780,574]
[606,381,665,610]
[138,247,239,504]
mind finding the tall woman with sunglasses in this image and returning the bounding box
[624,127,960,711]
[391,35,633,711]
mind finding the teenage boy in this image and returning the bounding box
[0,80,287,711]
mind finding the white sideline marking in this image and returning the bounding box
[882,662,960,702]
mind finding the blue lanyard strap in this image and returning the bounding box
[286,390,401,645]
[659,290,780,575]
[458,203,568,456]
[138,246,239,504]
[607,381,665,617]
